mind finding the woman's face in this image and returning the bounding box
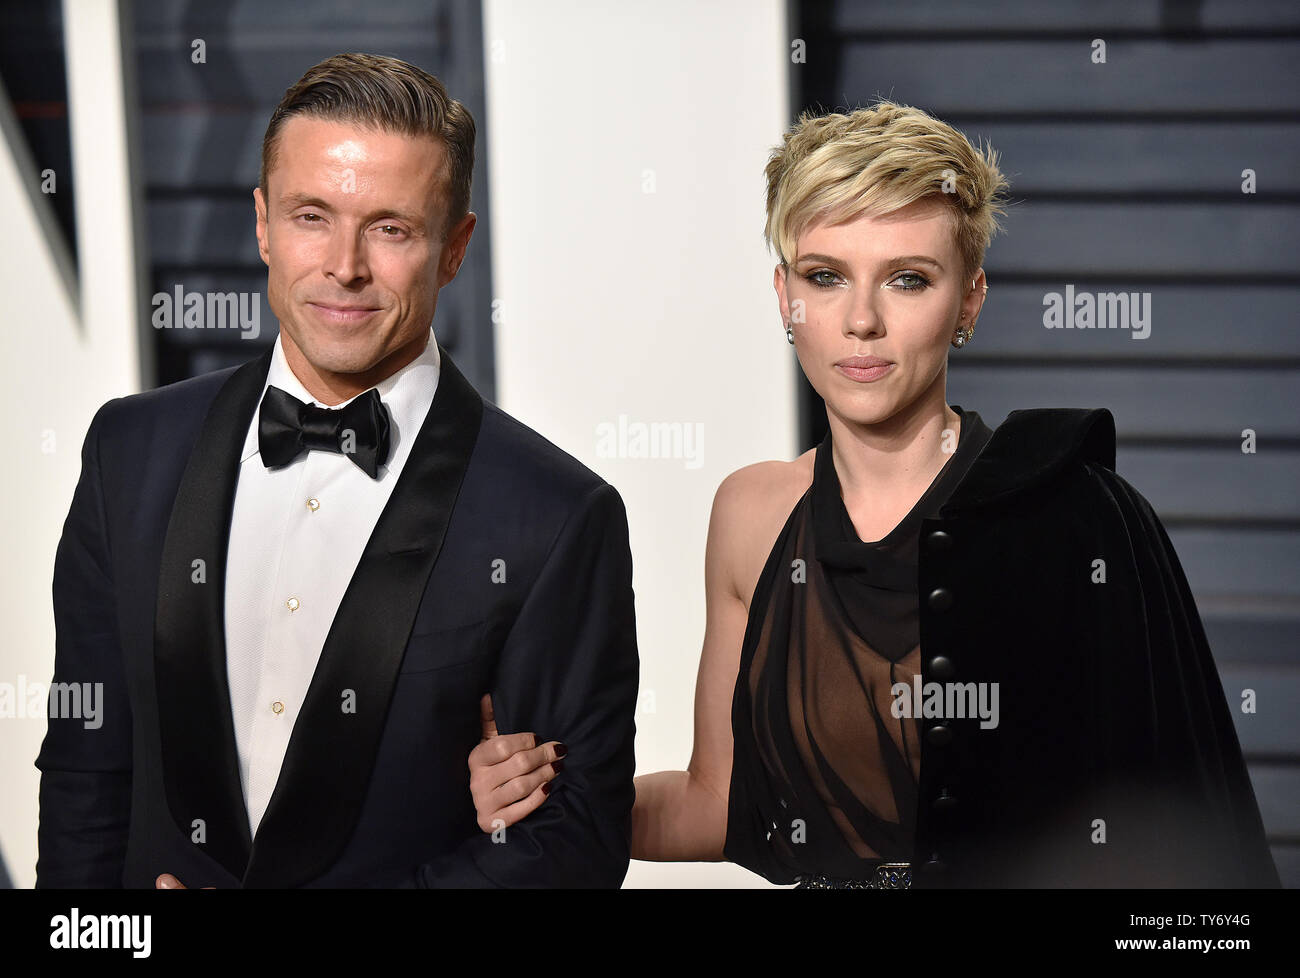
[774,196,985,429]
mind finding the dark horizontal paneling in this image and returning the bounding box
[1203,613,1300,668]
[829,0,1300,33]
[142,110,265,187]
[838,40,1300,114]
[133,0,443,34]
[1219,666,1300,757]
[968,284,1300,359]
[142,115,1300,199]
[138,30,440,52]
[948,365,1299,440]
[134,43,450,104]
[1116,447,1300,522]
[952,121,1300,195]
[1245,762,1300,838]
[0,1,65,42]
[985,202,1299,277]
[1166,528,1300,598]
[147,201,263,265]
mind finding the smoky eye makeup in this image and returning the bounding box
[890,271,932,292]
[800,268,934,291]
[803,269,840,288]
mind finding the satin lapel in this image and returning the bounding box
[242,345,484,888]
[154,349,273,882]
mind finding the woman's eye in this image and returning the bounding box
[892,272,930,292]
[805,270,839,288]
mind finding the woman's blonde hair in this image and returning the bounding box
[764,100,1011,284]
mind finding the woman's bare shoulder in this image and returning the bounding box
[715,450,815,510]
[709,448,816,608]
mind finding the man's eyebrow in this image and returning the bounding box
[795,253,945,272]
[277,192,426,227]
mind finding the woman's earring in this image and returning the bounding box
[785,323,794,345]
[953,282,986,347]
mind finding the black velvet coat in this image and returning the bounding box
[726,407,1280,888]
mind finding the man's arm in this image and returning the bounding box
[35,402,134,887]
[413,481,640,887]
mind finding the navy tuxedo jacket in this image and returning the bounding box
[36,344,640,888]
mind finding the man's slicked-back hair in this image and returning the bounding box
[260,52,476,236]
[764,100,1010,285]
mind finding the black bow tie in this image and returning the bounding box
[257,384,392,478]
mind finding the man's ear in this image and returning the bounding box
[253,187,271,266]
[439,211,477,286]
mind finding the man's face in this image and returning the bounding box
[254,116,474,398]
[774,197,984,428]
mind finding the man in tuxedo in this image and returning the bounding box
[35,53,639,888]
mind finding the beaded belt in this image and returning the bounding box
[796,862,913,889]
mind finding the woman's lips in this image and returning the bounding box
[307,302,380,323]
[835,362,894,383]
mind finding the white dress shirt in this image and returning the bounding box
[224,329,441,838]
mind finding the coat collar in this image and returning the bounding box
[153,342,483,887]
[939,407,1116,515]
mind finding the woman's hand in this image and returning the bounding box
[469,693,567,833]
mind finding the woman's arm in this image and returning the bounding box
[466,468,762,862]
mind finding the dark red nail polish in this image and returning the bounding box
[555,743,568,758]
[541,781,552,795]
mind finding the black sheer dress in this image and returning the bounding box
[724,406,993,884]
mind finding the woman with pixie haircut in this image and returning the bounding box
[465,101,1279,889]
